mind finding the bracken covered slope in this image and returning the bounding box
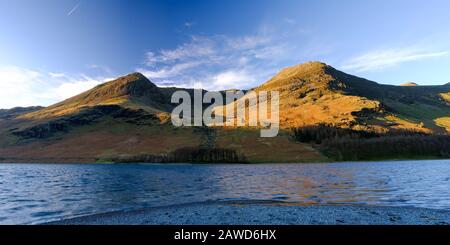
[251,62,449,132]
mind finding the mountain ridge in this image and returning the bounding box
[248,61,449,131]
[8,61,450,133]
[0,61,448,163]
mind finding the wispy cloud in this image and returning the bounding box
[67,2,81,16]
[283,18,296,24]
[341,47,448,72]
[138,26,306,91]
[184,22,195,28]
[138,60,204,79]
[88,64,113,74]
[48,72,66,78]
[159,36,216,62]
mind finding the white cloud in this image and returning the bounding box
[251,44,289,60]
[0,65,103,109]
[138,61,204,79]
[211,70,255,91]
[88,64,112,74]
[51,79,101,100]
[225,34,270,50]
[184,22,195,28]
[0,66,48,108]
[139,27,304,91]
[342,47,448,72]
[158,36,216,62]
[145,52,158,66]
[154,69,262,91]
[49,72,66,78]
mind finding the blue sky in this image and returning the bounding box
[1,0,450,108]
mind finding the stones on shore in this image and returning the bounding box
[47,203,450,225]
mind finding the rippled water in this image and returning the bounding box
[0,160,450,224]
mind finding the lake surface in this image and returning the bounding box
[0,159,450,224]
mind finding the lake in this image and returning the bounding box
[0,159,449,224]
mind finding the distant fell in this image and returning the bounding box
[0,106,43,120]
[401,82,419,86]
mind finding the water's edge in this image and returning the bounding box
[45,200,450,225]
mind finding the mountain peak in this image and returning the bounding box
[257,61,340,91]
[83,72,162,102]
[105,72,157,90]
[121,72,150,82]
[401,82,419,86]
[272,61,329,80]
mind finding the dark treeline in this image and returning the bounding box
[170,147,245,163]
[293,124,427,144]
[106,147,247,163]
[293,124,449,161]
[324,135,450,161]
[293,125,376,144]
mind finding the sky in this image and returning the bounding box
[1,0,450,108]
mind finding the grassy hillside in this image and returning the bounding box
[0,61,448,163]
[21,72,171,120]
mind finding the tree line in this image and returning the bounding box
[293,124,449,161]
[105,147,247,163]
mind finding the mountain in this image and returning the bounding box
[22,72,171,120]
[401,82,419,86]
[0,62,448,163]
[228,62,449,132]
